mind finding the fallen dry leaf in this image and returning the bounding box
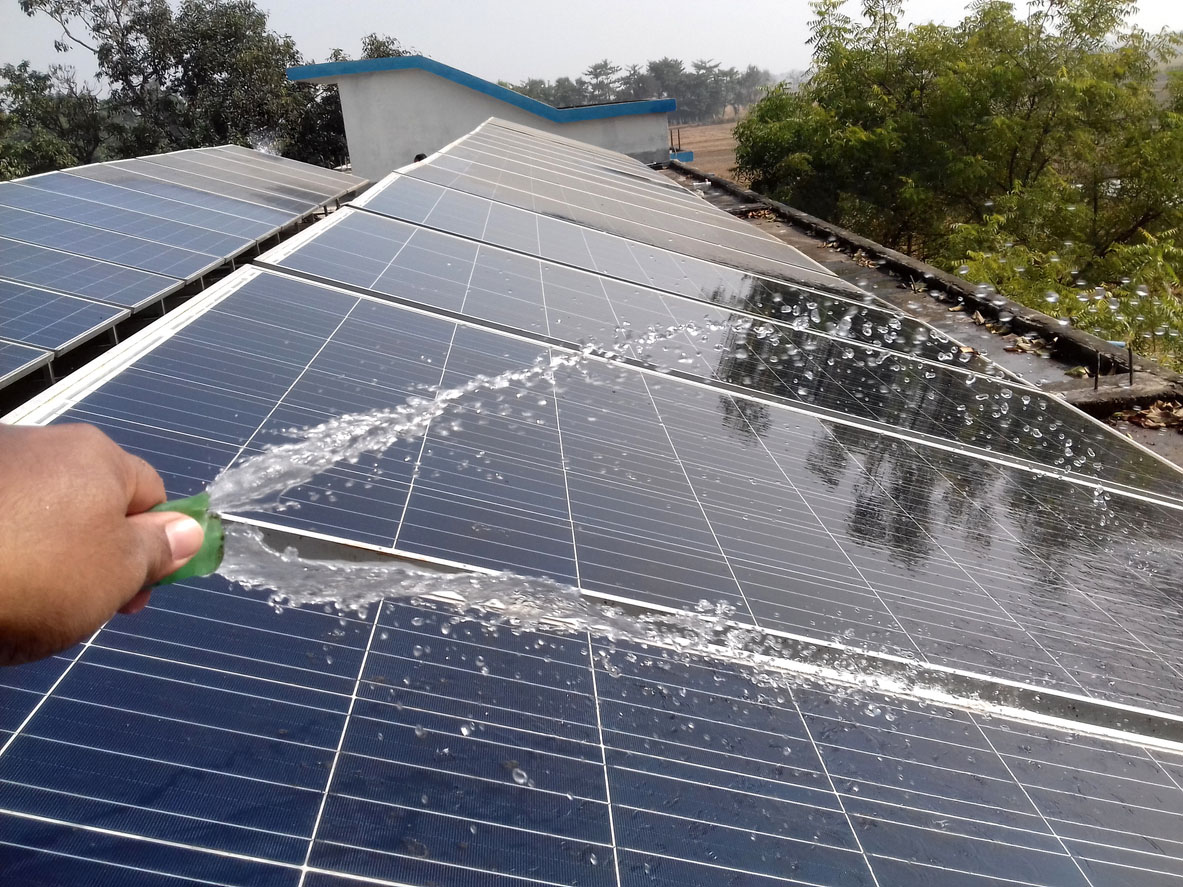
[1112,400,1183,432]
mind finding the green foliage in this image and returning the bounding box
[0,61,106,175]
[509,57,774,122]
[734,0,1183,362]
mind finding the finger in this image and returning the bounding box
[122,449,168,515]
[124,510,205,588]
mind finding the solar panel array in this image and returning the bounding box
[0,147,365,388]
[3,119,1183,886]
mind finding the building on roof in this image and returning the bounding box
[287,55,677,180]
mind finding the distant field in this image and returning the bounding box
[670,122,740,180]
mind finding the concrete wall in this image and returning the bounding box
[334,69,670,180]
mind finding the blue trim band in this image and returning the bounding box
[287,56,676,121]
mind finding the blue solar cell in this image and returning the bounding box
[0,206,219,280]
[0,280,126,353]
[0,238,180,309]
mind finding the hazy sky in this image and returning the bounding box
[2,0,1179,86]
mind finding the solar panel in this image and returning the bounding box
[0,238,182,309]
[9,267,1181,708]
[3,121,1183,887]
[404,124,834,280]
[0,340,51,387]
[190,147,360,202]
[259,208,1183,500]
[0,204,220,280]
[211,144,367,193]
[0,280,127,354]
[108,158,316,216]
[17,170,277,242]
[356,171,866,300]
[73,163,296,227]
[0,181,253,258]
[139,154,327,212]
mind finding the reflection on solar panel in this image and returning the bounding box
[3,120,1183,886]
[0,146,366,391]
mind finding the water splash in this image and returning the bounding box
[207,318,725,515]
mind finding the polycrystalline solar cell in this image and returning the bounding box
[0,280,126,353]
[18,170,276,242]
[0,340,50,386]
[112,158,313,216]
[0,238,181,309]
[2,587,1181,885]
[263,208,1183,499]
[140,154,323,212]
[0,181,252,258]
[0,205,219,280]
[357,172,866,299]
[73,162,294,227]
[35,269,1183,710]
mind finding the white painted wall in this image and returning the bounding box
[332,69,669,180]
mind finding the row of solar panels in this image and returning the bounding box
[0,144,366,389]
[4,119,1183,886]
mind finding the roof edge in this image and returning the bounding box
[286,55,676,122]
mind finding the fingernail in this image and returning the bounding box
[165,516,204,561]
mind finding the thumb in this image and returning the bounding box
[125,511,205,588]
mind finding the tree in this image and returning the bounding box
[582,59,620,103]
[0,62,106,176]
[617,64,657,101]
[734,0,1183,361]
[550,76,586,108]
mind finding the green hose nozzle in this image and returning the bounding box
[149,492,224,585]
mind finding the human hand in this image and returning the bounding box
[0,423,204,666]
